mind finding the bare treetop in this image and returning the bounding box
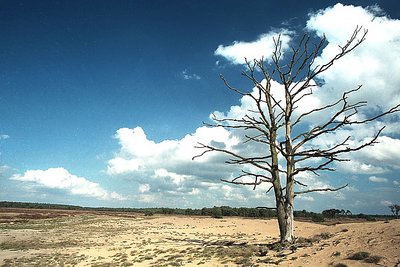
[194,26,400,243]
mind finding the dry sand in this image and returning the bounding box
[0,208,399,266]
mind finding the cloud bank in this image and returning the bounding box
[11,168,126,201]
[105,3,400,211]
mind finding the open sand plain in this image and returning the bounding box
[0,208,399,266]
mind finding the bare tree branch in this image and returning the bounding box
[193,26,399,243]
[221,170,272,190]
[295,184,348,195]
[193,142,273,173]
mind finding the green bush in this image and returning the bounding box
[144,210,154,216]
[311,214,325,222]
[210,207,223,219]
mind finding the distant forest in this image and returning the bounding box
[0,201,393,222]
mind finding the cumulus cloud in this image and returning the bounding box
[11,168,126,201]
[153,169,190,186]
[106,125,251,205]
[368,176,388,183]
[356,136,400,169]
[298,3,400,177]
[214,30,292,64]
[138,184,150,193]
[307,3,400,109]
[104,3,399,211]
[107,126,239,177]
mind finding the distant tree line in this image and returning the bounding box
[321,209,352,218]
[0,201,395,221]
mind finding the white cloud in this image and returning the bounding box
[214,30,292,64]
[107,126,239,177]
[307,3,400,109]
[137,194,156,203]
[381,200,393,206]
[357,136,400,169]
[138,183,150,193]
[368,176,388,183]
[107,157,141,175]
[0,134,9,140]
[337,160,388,175]
[106,125,244,204]
[154,168,191,186]
[297,195,315,202]
[213,78,286,121]
[188,188,200,195]
[11,168,126,201]
[294,172,334,195]
[221,184,246,201]
[298,4,400,176]
[103,3,400,211]
[181,70,201,80]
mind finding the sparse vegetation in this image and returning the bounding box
[332,251,341,257]
[1,201,395,222]
[144,210,154,216]
[364,255,384,264]
[348,251,383,264]
[0,205,398,266]
[312,213,325,222]
[348,251,371,260]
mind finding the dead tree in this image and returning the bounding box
[194,26,400,243]
[389,204,400,217]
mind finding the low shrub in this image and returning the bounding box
[348,251,383,264]
[364,255,383,264]
[143,210,154,216]
[348,251,370,260]
[332,251,341,257]
[311,214,325,222]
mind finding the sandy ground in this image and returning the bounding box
[0,208,399,266]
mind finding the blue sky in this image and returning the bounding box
[1,0,399,214]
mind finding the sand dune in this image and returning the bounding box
[0,208,399,266]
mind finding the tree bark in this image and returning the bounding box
[275,197,294,243]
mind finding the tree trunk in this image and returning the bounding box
[276,198,294,243]
[281,96,295,243]
[283,201,294,243]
